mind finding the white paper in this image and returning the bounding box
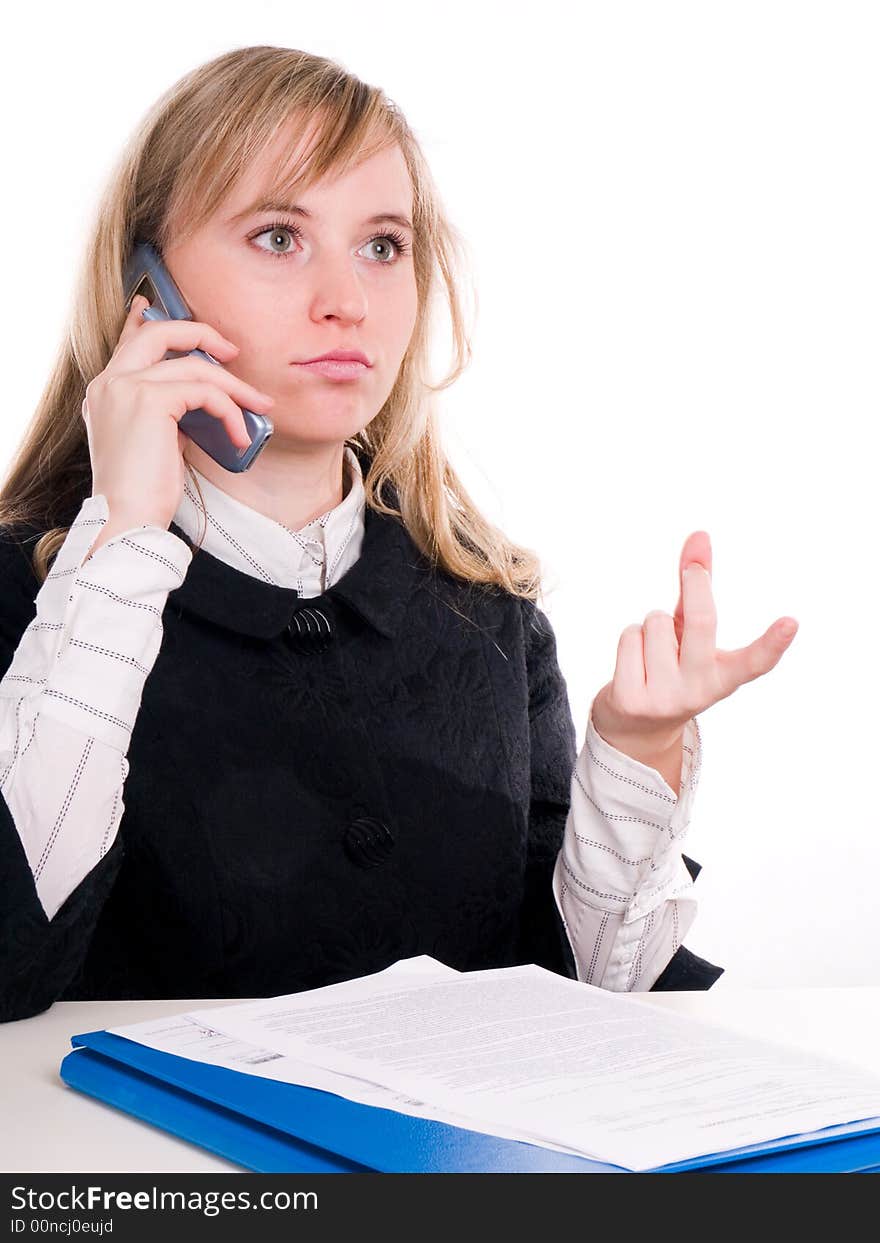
[108,1019,588,1160]
[108,958,589,1159]
[165,960,880,1171]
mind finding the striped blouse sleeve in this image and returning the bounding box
[552,707,704,991]
[0,495,192,921]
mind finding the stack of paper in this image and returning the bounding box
[104,956,880,1173]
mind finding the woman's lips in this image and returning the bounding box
[293,360,369,380]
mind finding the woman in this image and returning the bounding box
[0,46,796,1023]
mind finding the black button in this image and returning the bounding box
[343,817,396,869]
[285,605,334,654]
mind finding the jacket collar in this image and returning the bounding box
[167,454,429,640]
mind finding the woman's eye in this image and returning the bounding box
[361,237,400,263]
[251,225,298,258]
[249,223,409,263]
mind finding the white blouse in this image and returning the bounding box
[0,445,701,991]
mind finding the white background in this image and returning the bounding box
[2,1,877,986]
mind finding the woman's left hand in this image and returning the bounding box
[590,531,798,792]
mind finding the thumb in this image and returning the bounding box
[715,617,799,696]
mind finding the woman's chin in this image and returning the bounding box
[263,414,372,450]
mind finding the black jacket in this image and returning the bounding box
[0,473,721,1022]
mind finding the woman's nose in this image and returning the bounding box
[307,257,368,325]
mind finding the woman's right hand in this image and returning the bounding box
[80,294,275,554]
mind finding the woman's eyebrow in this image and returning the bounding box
[228,200,414,232]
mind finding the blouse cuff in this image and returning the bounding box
[559,709,703,927]
[585,705,701,821]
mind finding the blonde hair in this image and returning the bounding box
[0,45,542,600]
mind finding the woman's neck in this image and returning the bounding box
[183,439,349,530]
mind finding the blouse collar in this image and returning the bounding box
[170,445,366,594]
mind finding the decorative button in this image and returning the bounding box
[343,817,396,869]
[285,605,334,654]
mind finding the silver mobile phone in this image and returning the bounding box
[122,240,273,473]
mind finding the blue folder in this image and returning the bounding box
[60,1029,880,1174]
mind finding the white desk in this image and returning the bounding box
[2,987,880,1173]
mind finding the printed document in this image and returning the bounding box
[109,956,880,1171]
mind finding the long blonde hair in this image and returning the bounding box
[0,45,541,600]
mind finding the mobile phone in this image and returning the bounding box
[122,240,273,472]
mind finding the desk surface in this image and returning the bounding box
[2,987,880,1173]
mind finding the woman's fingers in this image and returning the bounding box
[613,623,647,702]
[112,294,154,357]
[132,354,273,413]
[643,610,679,691]
[113,296,243,374]
[602,529,796,733]
[673,531,712,644]
[678,562,718,675]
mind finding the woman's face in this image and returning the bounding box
[163,128,418,451]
